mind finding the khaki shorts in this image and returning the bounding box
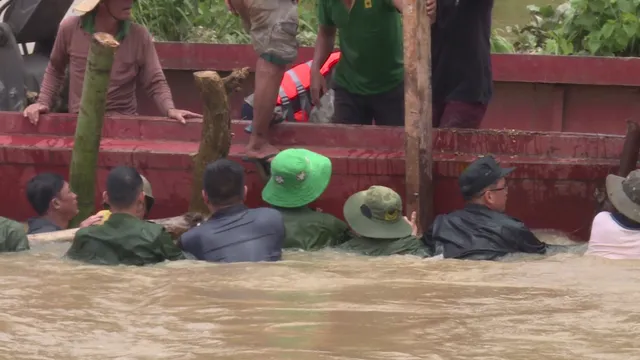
[230,0,299,65]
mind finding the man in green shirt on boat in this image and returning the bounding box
[338,185,428,257]
[262,148,350,250]
[310,0,436,126]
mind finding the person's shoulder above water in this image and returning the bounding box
[26,217,62,235]
[179,205,284,263]
[66,213,183,266]
[0,216,30,253]
[278,207,349,250]
[338,234,429,257]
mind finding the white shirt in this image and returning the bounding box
[587,211,640,259]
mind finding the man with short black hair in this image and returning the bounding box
[26,173,102,234]
[178,159,285,263]
[65,166,185,265]
[423,156,549,260]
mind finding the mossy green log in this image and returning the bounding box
[68,33,120,227]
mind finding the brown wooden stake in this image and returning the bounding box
[594,120,640,215]
[189,68,249,215]
[27,213,205,244]
[617,120,640,177]
[404,0,434,234]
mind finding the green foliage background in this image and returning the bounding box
[133,0,640,56]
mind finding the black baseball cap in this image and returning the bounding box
[459,155,515,201]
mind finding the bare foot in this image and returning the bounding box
[244,142,280,160]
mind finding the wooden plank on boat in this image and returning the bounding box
[403,0,434,233]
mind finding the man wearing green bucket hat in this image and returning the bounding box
[338,186,428,257]
[262,148,349,250]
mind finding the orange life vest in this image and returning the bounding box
[277,51,341,122]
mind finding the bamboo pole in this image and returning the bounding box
[403,0,433,233]
[28,213,205,244]
[68,33,119,227]
[189,68,249,215]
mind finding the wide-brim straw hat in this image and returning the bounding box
[73,0,101,15]
[606,171,640,223]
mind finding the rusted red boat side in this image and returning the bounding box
[0,111,622,240]
[143,43,640,135]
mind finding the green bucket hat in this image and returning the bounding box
[262,148,332,208]
[343,186,412,239]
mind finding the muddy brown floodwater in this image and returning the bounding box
[1,232,639,360]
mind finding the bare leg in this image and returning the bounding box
[244,57,284,159]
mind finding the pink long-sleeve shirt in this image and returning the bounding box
[37,16,175,116]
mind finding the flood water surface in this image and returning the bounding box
[1,234,639,360]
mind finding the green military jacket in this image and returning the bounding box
[0,217,30,252]
[65,213,185,266]
[277,207,350,250]
[337,234,430,257]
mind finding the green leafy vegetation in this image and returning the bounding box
[132,0,318,45]
[133,0,640,57]
[503,0,640,56]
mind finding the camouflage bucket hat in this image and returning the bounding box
[606,170,640,223]
[262,148,332,208]
[343,186,412,239]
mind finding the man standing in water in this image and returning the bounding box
[26,173,103,234]
[224,0,299,163]
[423,156,551,260]
[431,0,494,128]
[22,0,200,124]
[66,166,185,266]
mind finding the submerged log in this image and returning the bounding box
[403,0,433,234]
[27,212,206,244]
[68,33,120,227]
[189,68,249,215]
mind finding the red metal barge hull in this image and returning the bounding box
[0,111,623,241]
[142,43,640,135]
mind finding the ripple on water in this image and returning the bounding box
[1,232,640,359]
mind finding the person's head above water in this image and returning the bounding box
[458,155,515,212]
[202,159,247,211]
[26,173,79,221]
[605,169,640,224]
[262,148,332,208]
[343,186,413,239]
[74,0,134,21]
[103,166,147,218]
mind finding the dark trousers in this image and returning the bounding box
[433,100,487,129]
[332,82,405,126]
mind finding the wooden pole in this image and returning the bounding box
[617,120,640,177]
[594,119,640,214]
[189,68,249,215]
[403,0,433,234]
[68,33,119,227]
[28,213,205,244]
